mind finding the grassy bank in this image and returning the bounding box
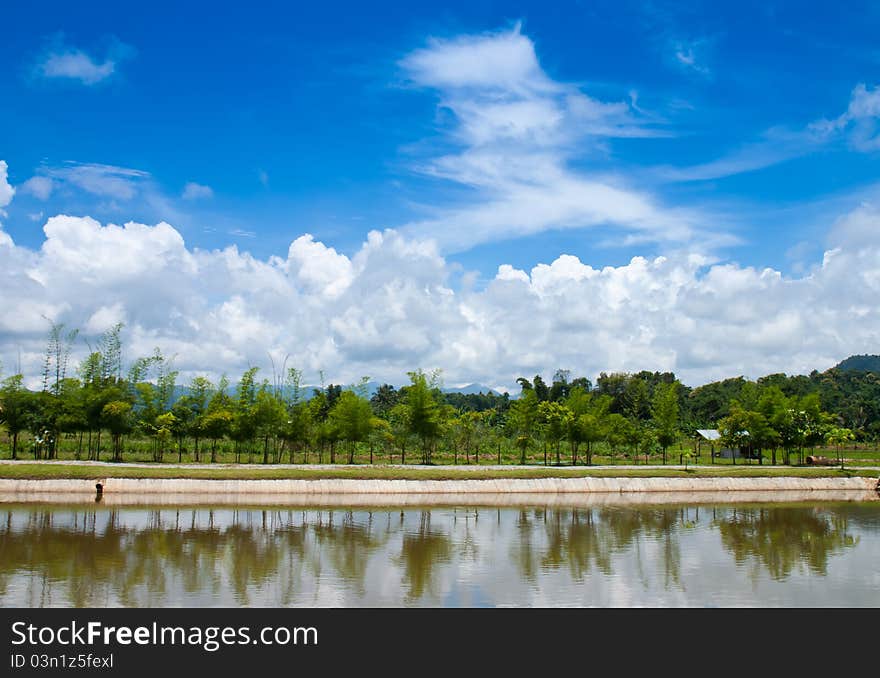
[0,463,877,481]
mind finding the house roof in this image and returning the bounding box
[696,429,721,440]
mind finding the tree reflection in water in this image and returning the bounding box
[0,503,870,606]
[397,510,452,602]
[714,506,858,580]
[0,506,382,606]
[511,508,685,589]
[312,510,388,597]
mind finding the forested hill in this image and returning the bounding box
[834,355,880,373]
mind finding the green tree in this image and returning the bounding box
[575,394,611,466]
[825,426,855,469]
[565,387,588,465]
[798,392,829,461]
[548,369,571,402]
[253,384,287,463]
[742,409,776,465]
[55,378,88,460]
[388,403,412,464]
[758,389,806,465]
[532,375,550,402]
[82,381,124,461]
[538,400,574,465]
[452,411,479,464]
[757,386,788,464]
[233,368,260,462]
[507,389,539,464]
[566,387,604,465]
[283,401,314,463]
[41,321,79,397]
[468,410,490,464]
[101,400,133,462]
[367,416,391,464]
[0,375,33,459]
[308,390,330,463]
[202,410,233,463]
[637,427,659,465]
[652,381,680,465]
[623,377,652,421]
[405,370,442,464]
[604,413,634,461]
[152,412,176,462]
[329,390,374,464]
[718,403,752,464]
[168,400,194,462]
[370,384,399,418]
[177,376,214,461]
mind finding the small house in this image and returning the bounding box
[695,428,747,460]
[697,428,759,461]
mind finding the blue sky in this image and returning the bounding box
[1,0,880,388]
[4,0,878,270]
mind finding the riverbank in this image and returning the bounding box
[0,461,877,499]
[1,460,879,480]
[2,487,878,507]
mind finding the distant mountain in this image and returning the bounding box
[170,381,383,402]
[834,355,880,373]
[443,383,502,395]
[165,380,504,403]
[359,381,382,398]
[290,381,383,398]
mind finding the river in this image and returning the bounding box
[1,496,878,606]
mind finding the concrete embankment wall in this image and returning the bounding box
[0,476,876,496]
[3,489,879,508]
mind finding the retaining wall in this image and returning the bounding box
[0,475,876,496]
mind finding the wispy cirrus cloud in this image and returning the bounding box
[37,162,149,200]
[654,126,831,182]
[34,38,134,86]
[672,38,711,77]
[397,23,715,253]
[40,49,115,84]
[16,161,193,230]
[811,82,880,151]
[20,176,54,201]
[656,82,880,183]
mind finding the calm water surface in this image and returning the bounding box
[2,501,879,607]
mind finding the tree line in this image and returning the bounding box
[0,323,876,465]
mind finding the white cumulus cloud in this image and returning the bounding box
[286,234,354,299]
[0,201,879,391]
[0,161,14,247]
[0,161,14,207]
